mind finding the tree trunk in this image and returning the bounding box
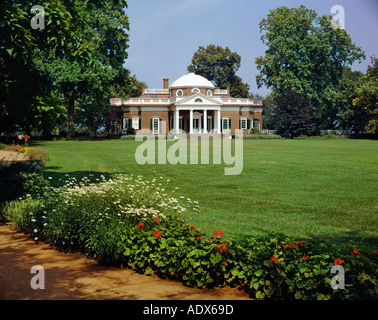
[67,97,75,138]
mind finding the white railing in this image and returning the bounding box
[143,89,169,94]
[110,97,263,106]
[214,89,228,95]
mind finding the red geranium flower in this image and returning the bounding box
[334,258,344,265]
[270,255,278,262]
[295,241,304,247]
[195,237,201,240]
[138,222,144,228]
[352,249,360,255]
[374,249,378,254]
[152,230,162,239]
[188,225,196,232]
[155,217,160,223]
[216,243,227,254]
[302,255,309,260]
[213,230,224,237]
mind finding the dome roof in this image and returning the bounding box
[169,73,214,89]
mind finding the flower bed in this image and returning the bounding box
[1,173,376,300]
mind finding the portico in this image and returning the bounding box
[173,93,222,134]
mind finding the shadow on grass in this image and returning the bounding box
[40,169,130,188]
[236,228,377,252]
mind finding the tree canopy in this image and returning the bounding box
[187,44,251,98]
[255,5,365,130]
[0,0,134,137]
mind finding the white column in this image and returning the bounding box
[203,109,207,133]
[189,109,194,134]
[217,109,221,133]
[174,109,179,132]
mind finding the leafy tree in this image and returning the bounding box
[0,0,93,133]
[187,44,251,98]
[352,56,378,133]
[332,68,363,132]
[255,5,365,129]
[45,0,130,137]
[109,69,147,100]
[271,91,315,138]
[261,94,276,130]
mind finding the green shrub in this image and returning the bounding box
[1,199,41,233]
[250,128,261,134]
[25,148,49,162]
[127,127,136,135]
[0,142,7,150]
[0,159,45,203]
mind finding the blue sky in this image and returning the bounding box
[125,0,378,96]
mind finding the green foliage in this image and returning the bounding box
[187,44,251,98]
[352,56,378,133]
[255,5,365,129]
[0,159,46,203]
[0,0,93,133]
[126,127,136,135]
[271,91,315,138]
[249,128,261,135]
[25,148,49,162]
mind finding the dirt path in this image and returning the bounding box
[0,150,28,162]
[0,224,250,300]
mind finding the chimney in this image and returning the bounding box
[163,78,169,89]
[141,86,147,96]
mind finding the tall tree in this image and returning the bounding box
[255,5,365,129]
[352,56,378,134]
[0,0,92,133]
[271,91,315,138]
[45,0,130,137]
[187,44,251,98]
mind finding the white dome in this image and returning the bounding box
[169,73,214,89]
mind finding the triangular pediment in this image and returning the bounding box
[174,93,222,107]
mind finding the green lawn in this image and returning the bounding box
[32,138,378,248]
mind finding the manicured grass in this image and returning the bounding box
[32,138,378,248]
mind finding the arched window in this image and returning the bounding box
[176,90,183,97]
[195,98,202,103]
[192,88,200,93]
[207,90,212,96]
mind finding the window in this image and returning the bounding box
[240,117,247,129]
[253,119,260,130]
[176,90,183,97]
[152,117,160,134]
[207,90,212,96]
[132,117,139,130]
[222,117,230,132]
[151,95,158,98]
[192,88,200,93]
[195,98,202,103]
